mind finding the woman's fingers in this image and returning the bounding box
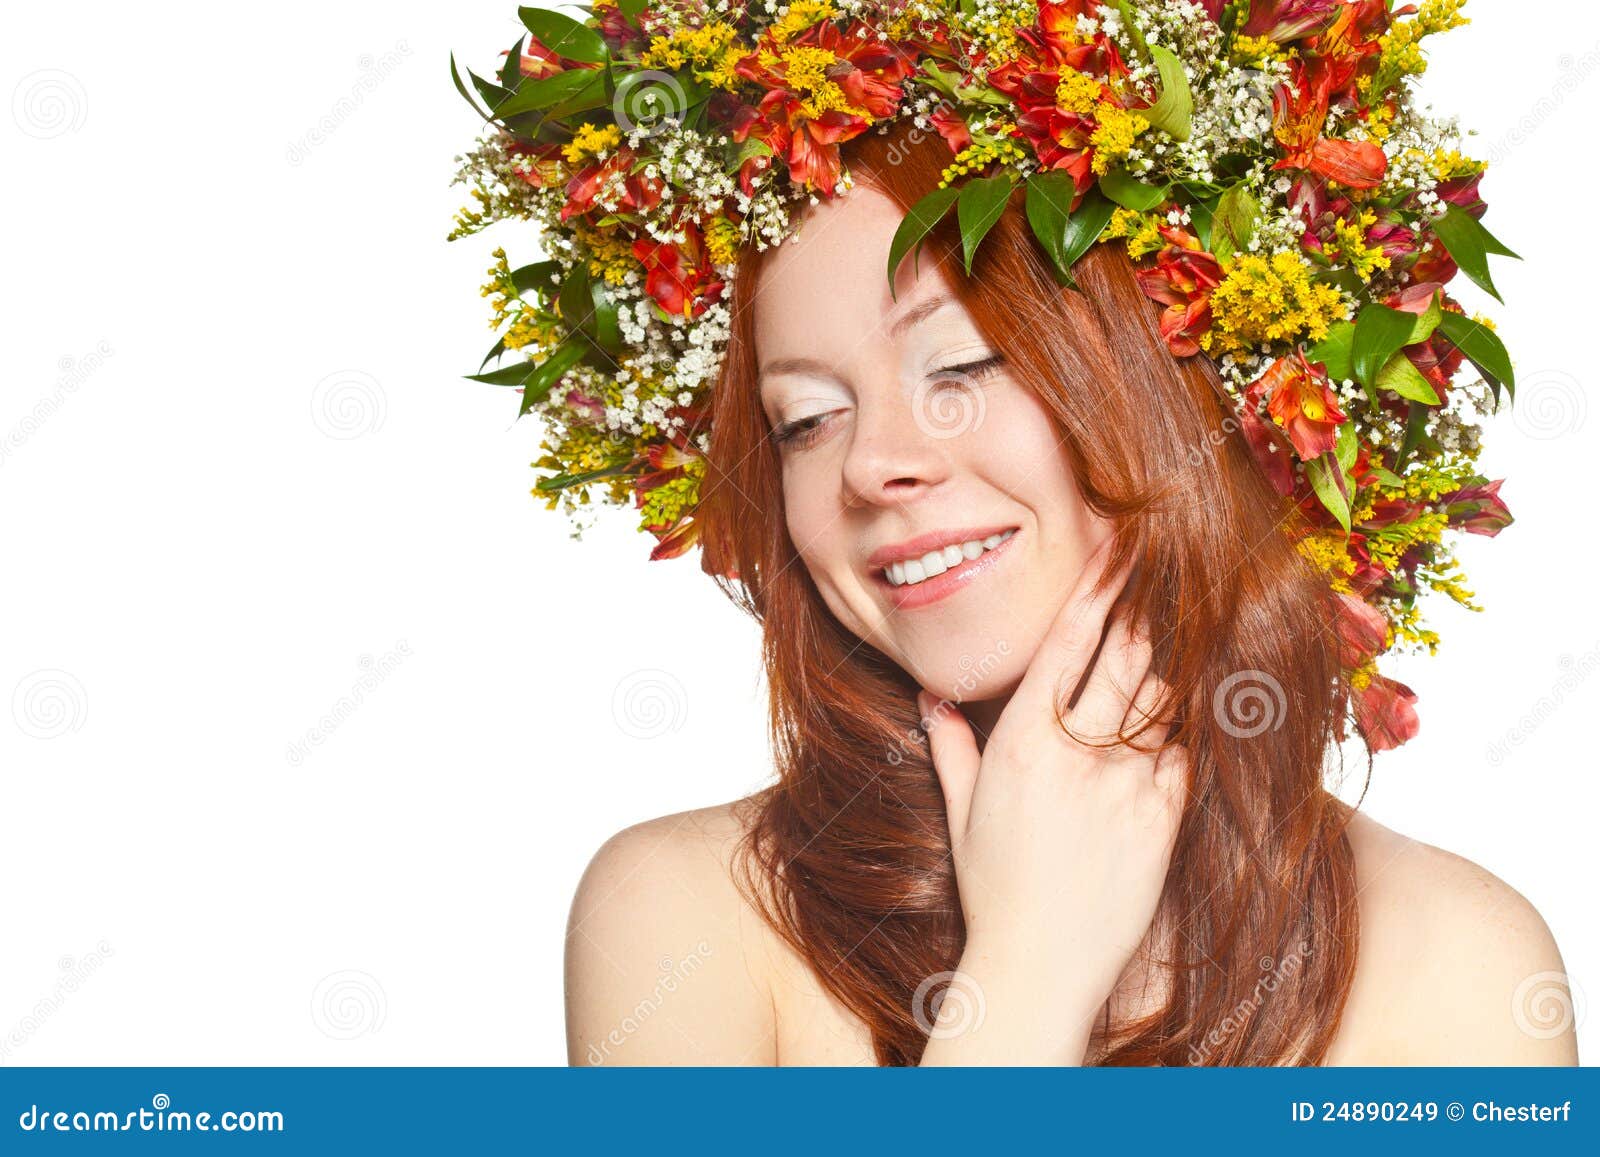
[918,690,980,842]
[1014,538,1134,713]
[1069,609,1154,745]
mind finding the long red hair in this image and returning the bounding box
[696,119,1366,1066]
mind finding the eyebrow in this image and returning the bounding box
[756,294,956,385]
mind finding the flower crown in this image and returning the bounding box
[448,0,1520,750]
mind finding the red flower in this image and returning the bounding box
[1272,60,1387,189]
[631,220,726,319]
[1253,349,1348,460]
[1352,673,1420,752]
[559,148,663,222]
[1242,0,1342,42]
[1439,478,1513,536]
[1133,226,1225,356]
[1333,591,1389,668]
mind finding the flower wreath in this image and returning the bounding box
[448,0,1521,750]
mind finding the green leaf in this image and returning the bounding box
[1208,182,1260,266]
[466,358,544,386]
[1025,180,1114,286]
[618,0,648,17]
[1025,171,1076,282]
[450,53,494,124]
[1404,288,1443,344]
[1059,189,1115,284]
[956,173,1015,274]
[499,36,526,89]
[1098,169,1171,211]
[1370,465,1406,487]
[1111,0,1152,58]
[1142,45,1193,141]
[536,462,632,492]
[517,7,608,64]
[1188,196,1217,251]
[1304,321,1355,382]
[1351,301,1419,393]
[1374,351,1440,405]
[517,342,586,415]
[1334,417,1358,474]
[886,185,959,298]
[477,336,507,373]
[492,68,601,120]
[1436,310,1515,404]
[1430,204,1518,303]
[1306,451,1352,533]
[510,260,560,298]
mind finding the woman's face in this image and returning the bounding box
[754,183,1112,706]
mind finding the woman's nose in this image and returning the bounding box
[839,382,965,507]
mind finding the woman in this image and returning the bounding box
[563,120,1577,1067]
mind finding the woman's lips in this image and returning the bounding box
[875,528,1021,610]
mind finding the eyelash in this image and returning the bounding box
[769,355,1007,450]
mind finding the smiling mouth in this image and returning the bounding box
[871,527,1021,610]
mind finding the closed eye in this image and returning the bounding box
[768,355,1007,451]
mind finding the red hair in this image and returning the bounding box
[696,119,1367,1066]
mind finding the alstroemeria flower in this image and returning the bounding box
[631,220,725,319]
[1133,225,1224,356]
[1272,61,1387,188]
[1334,591,1389,669]
[560,148,663,222]
[1253,350,1348,460]
[1242,0,1342,42]
[1439,478,1513,536]
[1352,672,1420,752]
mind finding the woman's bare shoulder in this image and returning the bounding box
[563,796,783,1065]
[1325,806,1579,1065]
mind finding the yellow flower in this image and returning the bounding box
[1089,104,1149,174]
[1201,250,1346,355]
[561,122,622,165]
[1327,210,1391,283]
[1055,71,1102,114]
[770,0,835,43]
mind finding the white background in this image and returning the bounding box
[1,1,1593,1066]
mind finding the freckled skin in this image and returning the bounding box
[754,185,1111,719]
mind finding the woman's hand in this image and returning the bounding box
[915,538,1189,1064]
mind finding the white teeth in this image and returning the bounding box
[881,530,1017,587]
